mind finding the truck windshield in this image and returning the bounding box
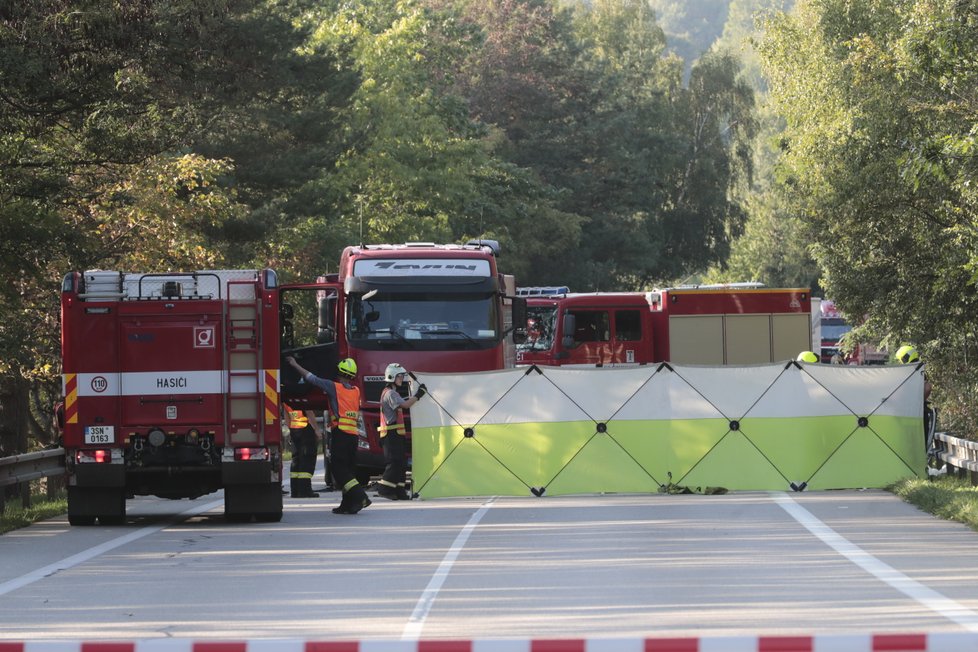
[518,305,557,352]
[348,292,498,344]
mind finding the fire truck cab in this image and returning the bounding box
[278,241,527,483]
[517,285,812,367]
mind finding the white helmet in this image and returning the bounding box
[385,362,408,383]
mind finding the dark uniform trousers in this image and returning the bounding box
[289,425,318,497]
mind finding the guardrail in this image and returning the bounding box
[0,448,65,513]
[933,432,978,485]
[0,448,65,487]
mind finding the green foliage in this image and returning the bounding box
[0,491,67,535]
[890,475,978,532]
[0,0,764,453]
[757,0,978,432]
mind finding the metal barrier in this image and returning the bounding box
[934,432,978,485]
[0,448,65,513]
[0,448,65,487]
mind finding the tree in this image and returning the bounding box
[758,0,978,431]
[0,0,352,454]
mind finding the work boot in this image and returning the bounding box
[377,484,398,500]
[332,489,357,514]
[396,488,411,500]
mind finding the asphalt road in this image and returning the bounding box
[2,474,978,642]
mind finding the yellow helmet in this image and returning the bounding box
[797,351,818,364]
[337,358,358,377]
[895,345,919,364]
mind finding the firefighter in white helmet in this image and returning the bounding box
[377,362,425,500]
[287,355,371,515]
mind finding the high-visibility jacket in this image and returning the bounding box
[286,404,309,429]
[335,384,361,435]
[379,387,406,438]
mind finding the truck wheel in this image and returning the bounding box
[98,490,127,525]
[255,511,283,523]
[68,514,96,526]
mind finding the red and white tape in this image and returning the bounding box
[1,634,977,652]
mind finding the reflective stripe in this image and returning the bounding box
[343,478,359,492]
[285,405,309,429]
[290,472,313,479]
[335,385,361,435]
[379,388,406,438]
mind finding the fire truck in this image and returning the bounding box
[818,299,886,364]
[516,284,812,366]
[60,269,284,525]
[278,240,527,482]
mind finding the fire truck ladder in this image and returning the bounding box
[225,278,263,444]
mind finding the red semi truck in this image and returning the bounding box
[517,285,812,367]
[278,240,527,482]
[60,269,285,525]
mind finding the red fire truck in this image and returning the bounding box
[60,269,285,525]
[278,240,527,482]
[818,299,886,365]
[517,284,812,366]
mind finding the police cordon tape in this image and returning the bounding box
[1,634,977,652]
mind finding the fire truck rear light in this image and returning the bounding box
[77,449,111,463]
[234,447,269,462]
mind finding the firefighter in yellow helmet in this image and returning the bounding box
[287,355,371,515]
[895,345,919,364]
[283,402,322,498]
[377,362,425,500]
[797,350,819,364]
[894,344,935,451]
[895,344,931,398]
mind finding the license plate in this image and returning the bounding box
[84,425,115,445]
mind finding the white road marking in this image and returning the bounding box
[771,491,978,632]
[402,497,497,640]
[0,499,224,597]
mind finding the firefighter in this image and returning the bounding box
[284,402,321,498]
[895,345,932,399]
[896,345,935,452]
[797,350,819,363]
[286,355,371,515]
[377,362,425,500]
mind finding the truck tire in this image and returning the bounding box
[68,514,96,526]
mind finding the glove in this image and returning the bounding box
[414,384,427,399]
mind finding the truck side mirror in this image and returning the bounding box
[512,297,527,344]
[317,296,336,344]
[561,313,576,349]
